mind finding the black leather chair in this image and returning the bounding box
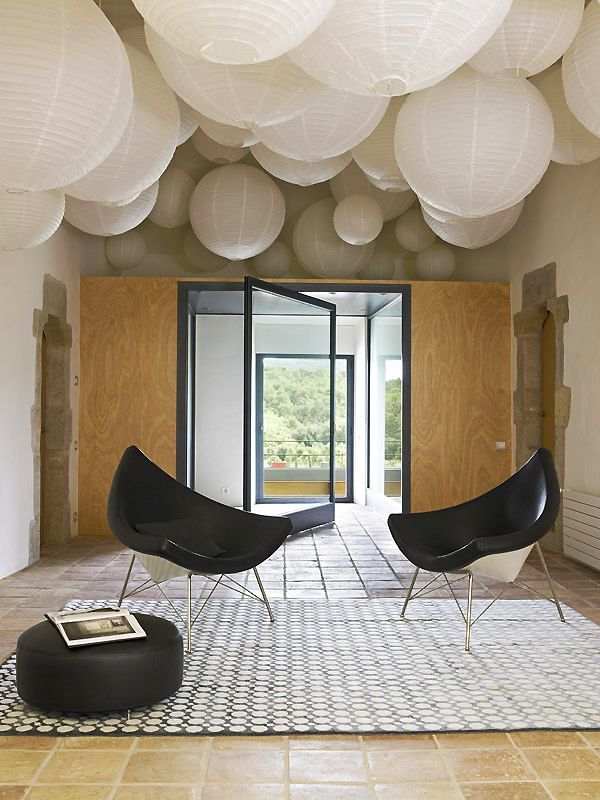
[388,448,565,650]
[108,446,292,651]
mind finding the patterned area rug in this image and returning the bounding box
[1,598,599,736]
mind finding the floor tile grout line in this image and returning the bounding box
[435,744,469,798]
[20,737,60,794]
[358,733,379,800]
[106,736,138,800]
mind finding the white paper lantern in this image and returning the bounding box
[183,228,230,273]
[293,198,375,278]
[132,0,335,63]
[416,242,456,280]
[358,241,396,280]
[65,181,159,236]
[562,1,600,138]
[333,195,383,245]
[105,229,147,270]
[190,164,285,259]
[0,189,64,250]
[148,168,194,228]
[256,87,389,162]
[352,99,409,192]
[251,144,350,187]
[395,207,437,252]
[192,129,248,165]
[196,115,258,148]
[469,0,583,78]
[289,0,511,97]
[0,0,133,192]
[253,241,294,278]
[421,200,524,249]
[330,162,416,222]
[395,67,554,218]
[65,45,179,205]
[531,64,600,165]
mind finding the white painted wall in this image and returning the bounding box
[0,227,83,579]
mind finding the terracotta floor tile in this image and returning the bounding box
[523,748,600,780]
[375,784,462,799]
[210,736,286,751]
[289,750,368,783]
[581,731,600,747]
[136,737,211,753]
[0,751,48,783]
[435,732,513,749]
[57,736,132,750]
[27,788,112,800]
[0,736,57,750]
[114,787,200,800]
[509,731,587,748]
[289,735,361,750]
[37,750,128,784]
[543,781,600,799]
[367,750,449,783]
[460,782,552,799]
[201,785,285,800]
[206,750,285,784]
[443,748,533,782]
[0,788,27,800]
[291,785,371,800]
[362,734,436,750]
[123,751,207,785]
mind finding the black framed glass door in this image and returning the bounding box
[244,277,336,532]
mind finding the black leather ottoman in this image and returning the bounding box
[16,613,183,713]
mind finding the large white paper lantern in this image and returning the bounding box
[469,0,583,78]
[358,241,396,280]
[253,241,294,278]
[145,27,321,131]
[352,99,409,192]
[0,189,64,250]
[532,64,600,165]
[330,162,415,222]
[105,229,147,270]
[395,207,437,252]
[256,88,389,162]
[0,0,133,192]
[333,195,383,245]
[395,67,554,218]
[251,144,350,187]
[196,115,258,148]
[192,129,248,165]
[65,181,159,236]
[66,46,179,205]
[190,164,285,259]
[562,1,600,138]
[421,199,524,249]
[289,0,511,97]
[148,167,194,228]
[183,229,230,273]
[132,0,335,63]
[416,242,455,280]
[293,198,375,278]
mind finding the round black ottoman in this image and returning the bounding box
[16,613,183,713]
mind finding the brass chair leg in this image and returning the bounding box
[401,567,420,617]
[254,567,275,622]
[465,572,474,651]
[535,542,566,622]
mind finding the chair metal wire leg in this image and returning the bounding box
[465,572,474,651]
[535,542,566,622]
[401,567,420,617]
[118,554,136,606]
[186,573,193,654]
[254,567,275,622]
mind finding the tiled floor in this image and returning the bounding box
[1,504,599,798]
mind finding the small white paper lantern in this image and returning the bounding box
[148,167,195,228]
[192,129,248,165]
[253,241,294,278]
[190,164,285,259]
[532,64,600,165]
[421,200,524,249]
[395,207,437,252]
[416,242,456,280]
[0,0,133,192]
[293,198,375,278]
[395,67,554,217]
[352,99,409,191]
[358,240,396,280]
[469,0,583,78]
[132,0,335,63]
[330,162,415,222]
[65,181,159,236]
[66,45,179,205]
[562,1,600,138]
[0,189,64,250]
[251,144,350,187]
[289,0,512,96]
[256,87,389,162]
[333,195,383,245]
[183,228,230,273]
[105,229,147,270]
[196,115,258,148]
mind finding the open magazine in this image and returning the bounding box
[45,607,147,648]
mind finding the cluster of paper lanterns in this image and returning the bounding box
[1,0,600,284]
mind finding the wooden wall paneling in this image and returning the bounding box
[79,278,178,536]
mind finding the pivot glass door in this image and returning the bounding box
[244,278,336,532]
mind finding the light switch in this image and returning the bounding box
[495,441,506,451]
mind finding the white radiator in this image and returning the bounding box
[563,489,600,572]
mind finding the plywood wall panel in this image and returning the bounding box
[79,278,178,536]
